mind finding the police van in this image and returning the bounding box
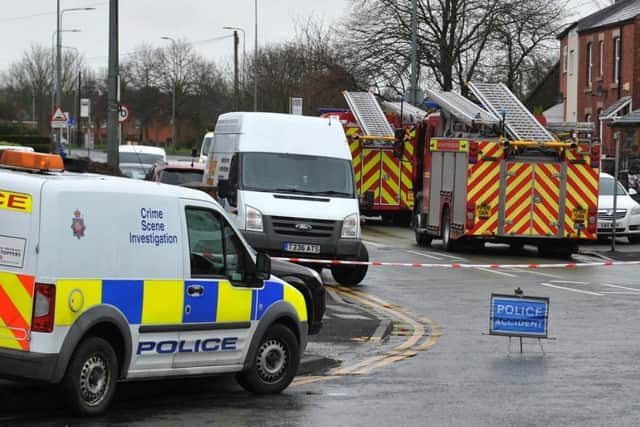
[0,150,309,415]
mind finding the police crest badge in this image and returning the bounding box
[71,209,86,239]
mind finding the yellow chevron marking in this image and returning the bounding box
[467,163,500,201]
[0,317,22,350]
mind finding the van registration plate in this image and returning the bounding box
[284,243,320,254]
[598,222,613,229]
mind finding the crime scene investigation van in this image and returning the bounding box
[204,112,369,286]
[0,150,310,415]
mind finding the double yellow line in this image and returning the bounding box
[292,285,442,387]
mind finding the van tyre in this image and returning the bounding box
[331,245,368,286]
[61,337,118,416]
[415,230,432,246]
[237,324,299,394]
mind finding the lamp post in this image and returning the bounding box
[161,36,177,148]
[51,29,80,112]
[254,0,258,111]
[56,5,95,108]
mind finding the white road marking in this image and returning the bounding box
[602,283,640,292]
[475,267,519,277]
[363,240,386,247]
[549,280,589,285]
[601,291,640,295]
[431,251,467,261]
[509,268,563,278]
[540,282,603,296]
[406,250,443,261]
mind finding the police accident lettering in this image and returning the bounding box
[137,337,238,354]
[129,208,178,246]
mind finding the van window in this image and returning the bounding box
[202,136,213,157]
[185,207,247,282]
[240,152,355,197]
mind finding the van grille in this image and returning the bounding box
[269,216,338,238]
[598,209,626,221]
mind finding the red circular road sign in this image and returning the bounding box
[118,104,130,123]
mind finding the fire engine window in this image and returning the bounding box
[185,207,225,277]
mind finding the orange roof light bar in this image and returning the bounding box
[0,150,64,172]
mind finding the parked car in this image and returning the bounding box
[598,172,640,243]
[118,145,166,179]
[146,161,204,185]
[119,145,166,165]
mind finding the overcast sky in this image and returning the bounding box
[0,0,600,73]
[0,0,351,72]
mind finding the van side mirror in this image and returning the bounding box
[255,253,271,281]
[217,179,230,199]
[629,188,637,196]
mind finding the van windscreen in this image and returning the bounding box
[241,152,355,197]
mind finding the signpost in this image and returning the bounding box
[289,97,303,115]
[118,104,130,123]
[489,290,550,353]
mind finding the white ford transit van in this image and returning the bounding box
[204,112,368,285]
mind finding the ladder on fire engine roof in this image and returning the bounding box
[343,91,395,138]
[468,82,557,142]
[425,88,500,126]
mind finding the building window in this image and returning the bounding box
[586,42,593,87]
[585,114,591,123]
[563,46,568,73]
[613,37,621,83]
[599,40,604,77]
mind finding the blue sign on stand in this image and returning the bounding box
[490,294,549,338]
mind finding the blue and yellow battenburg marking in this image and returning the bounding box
[55,279,307,326]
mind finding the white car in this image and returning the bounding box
[598,172,640,243]
[118,144,166,165]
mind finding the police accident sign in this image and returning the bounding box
[490,294,549,338]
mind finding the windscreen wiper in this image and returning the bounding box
[311,190,353,197]
[273,188,317,195]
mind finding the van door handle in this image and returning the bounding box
[187,285,205,297]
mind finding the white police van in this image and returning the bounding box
[0,150,308,415]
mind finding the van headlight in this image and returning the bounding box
[631,206,640,216]
[245,205,263,232]
[341,213,359,238]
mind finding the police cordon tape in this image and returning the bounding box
[272,257,640,269]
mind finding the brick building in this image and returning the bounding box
[557,0,640,157]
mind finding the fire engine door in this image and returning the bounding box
[502,162,561,236]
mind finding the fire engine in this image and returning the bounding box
[321,92,418,224]
[412,82,600,257]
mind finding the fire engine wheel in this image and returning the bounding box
[442,208,456,252]
[237,323,299,394]
[415,230,432,246]
[331,245,369,286]
[62,336,118,416]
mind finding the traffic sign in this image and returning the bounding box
[490,293,549,338]
[118,104,130,123]
[50,107,67,128]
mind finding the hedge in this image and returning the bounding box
[0,135,52,153]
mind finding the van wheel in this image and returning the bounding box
[61,337,118,416]
[331,245,368,286]
[237,324,299,394]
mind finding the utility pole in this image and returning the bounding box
[107,0,119,169]
[233,30,239,110]
[409,0,418,105]
[75,71,81,148]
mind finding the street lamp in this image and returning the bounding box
[254,0,258,111]
[51,29,80,112]
[161,36,177,147]
[56,4,95,108]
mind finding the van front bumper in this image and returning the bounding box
[243,230,363,260]
[0,347,59,383]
